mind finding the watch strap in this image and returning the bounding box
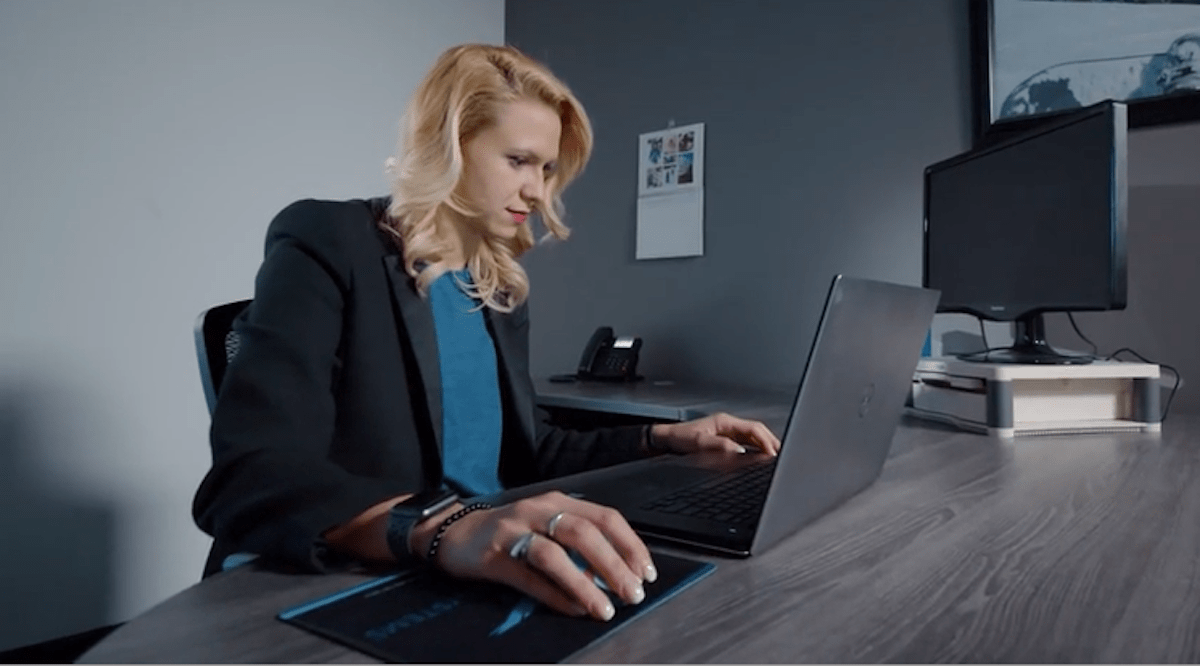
[385,489,460,566]
[385,509,418,564]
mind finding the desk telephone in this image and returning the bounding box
[551,326,643,382]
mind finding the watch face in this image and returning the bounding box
[395,488,458,519]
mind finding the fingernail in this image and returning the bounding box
[737,445,747,454]
[629,582,645,604]
[600,602,616,621]
[644,563,658,583]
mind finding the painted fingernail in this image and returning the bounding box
[600,602,616,621]
[737,445,747,454]
[644,563,658,583]
[629,582,645,604]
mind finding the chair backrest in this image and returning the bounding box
[194,300,251,414]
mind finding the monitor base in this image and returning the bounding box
[957,346,1094,365]
[958,313,1094,365]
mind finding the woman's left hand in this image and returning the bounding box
[650,412,781,456]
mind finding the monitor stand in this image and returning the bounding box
[957,313,1093,365]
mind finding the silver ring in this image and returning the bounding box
[546,512,566,540]
[508,532,536,561]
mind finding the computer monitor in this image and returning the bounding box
[923,100,1128,365]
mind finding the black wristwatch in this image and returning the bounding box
[386,487,459,565]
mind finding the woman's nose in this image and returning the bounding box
[522,172,544,203]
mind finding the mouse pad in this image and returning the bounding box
[278,551,715,663]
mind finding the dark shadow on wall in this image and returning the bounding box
[0,384,118,655]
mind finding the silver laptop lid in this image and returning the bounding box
[751,275,939,554]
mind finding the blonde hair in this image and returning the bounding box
[383,43,593,312]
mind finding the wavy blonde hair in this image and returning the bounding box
[383,44,593,312]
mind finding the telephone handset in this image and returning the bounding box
[550,326,643,382]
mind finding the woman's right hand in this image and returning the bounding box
[412,491,658,621]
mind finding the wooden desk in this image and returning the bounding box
[81,410,1200,663]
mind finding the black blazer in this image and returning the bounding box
[192,198,643,576]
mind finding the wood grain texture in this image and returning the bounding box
[81,415,1200,663]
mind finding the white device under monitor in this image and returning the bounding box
[908,356,1161,438]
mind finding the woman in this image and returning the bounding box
[193,43,779,622]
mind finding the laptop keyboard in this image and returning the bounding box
[638,459,776,525]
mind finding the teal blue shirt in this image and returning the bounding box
[428,269,504,497]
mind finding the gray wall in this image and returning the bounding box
[1045,186,1200,414]
[1045,120,1200,415]
[510,0,1200,416]
[0,0,503,651]
[508,0,974,392]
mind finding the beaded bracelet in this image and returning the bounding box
[425,501,492,564]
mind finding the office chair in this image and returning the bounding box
[193,299,259,573]
[193,299,251,415]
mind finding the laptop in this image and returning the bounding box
[504,275,939,557]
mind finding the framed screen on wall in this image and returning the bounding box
[972,0,1200,146]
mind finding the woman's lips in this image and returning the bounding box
[509,210,529,223]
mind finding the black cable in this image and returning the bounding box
[977,316,988,351]
[1066,316,1181,422]
[961,346,1024,361]
[1066,312,1100,357]
[1107,347,1183,423]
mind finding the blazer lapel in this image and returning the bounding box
[383,255,443,455]
[485,306,536,447]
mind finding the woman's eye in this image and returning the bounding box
[508,155,527,167]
